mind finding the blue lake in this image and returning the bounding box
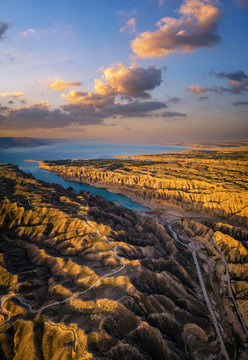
[0,141,188,211]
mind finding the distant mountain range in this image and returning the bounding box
[0,137,60,148]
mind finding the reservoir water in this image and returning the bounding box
[0,141,188,211]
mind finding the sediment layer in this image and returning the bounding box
[0,164,216,359]
[1,159,247,359]
[41,150,248,225]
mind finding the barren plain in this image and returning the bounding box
[0,149,248,359]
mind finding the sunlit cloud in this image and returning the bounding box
[0,97,167,130]
[213,70,248,93]
[1,92,24,98]
[62,90,113,108]
[47,77,82,91]
[0,59,166,131]
[131,0,221,58]
[187,85,207,94]
[30,101,50,108]
[94,63,162,99]
[60,63,165,123]
[212,70,248,94]
[62,92,166,118]
[1,92,28,104]
[0,22,11,40]
[120,18,136,34]
[187,84,219,95]
[188,70,248,96]
[22,28,35,36]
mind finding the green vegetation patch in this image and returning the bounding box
[43,158,162,170]
[157,150,248,161]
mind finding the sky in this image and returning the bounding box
[0,0,247,143]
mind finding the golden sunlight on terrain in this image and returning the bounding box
[40,151,248,225]
[0,154,248,359]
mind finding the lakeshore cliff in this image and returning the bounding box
[1,160,248,359]
[39,150,248,225]
[0,164,228,359]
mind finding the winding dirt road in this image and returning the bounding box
[166,223,231,360]
[210,235,248,339]
[1,188,246,360]
[0,210,125,322]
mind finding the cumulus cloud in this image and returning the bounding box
[60,63,165,123]
[236,0,248,7]
[214,70,248,82]
[187,85,208,94]
[1,62,165,130]
[188,70,248,95]
[0,97,167,130]
[22,28,35,36]
[187,84,222,95]
[213,70,248,93]
[131,0,221,58]
[62,91,114,108]
[47,77,82,91]
[59,63,165,124]
[120,18,136,34]
[0,93,166,131]
[94,63,162,99]
[0,102,105,130]
[210,70,248,94]
[102,100,166,117]
[0,22,11,40]
[62,98,166,119]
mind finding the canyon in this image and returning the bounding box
[0,149,248,359]
[40,150,248,225]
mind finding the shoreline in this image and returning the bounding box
[35,147,248,228]
[37,161,238,227]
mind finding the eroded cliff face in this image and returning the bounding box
[0,164,226,360]
[1,158,248,359]
[178,217,248,345]
[40,150,248,225]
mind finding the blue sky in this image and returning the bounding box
[0,0,247,143]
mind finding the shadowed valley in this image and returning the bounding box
[0,149,248,359]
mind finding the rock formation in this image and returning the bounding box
[1,163,246,359]
[40,150,248,225]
